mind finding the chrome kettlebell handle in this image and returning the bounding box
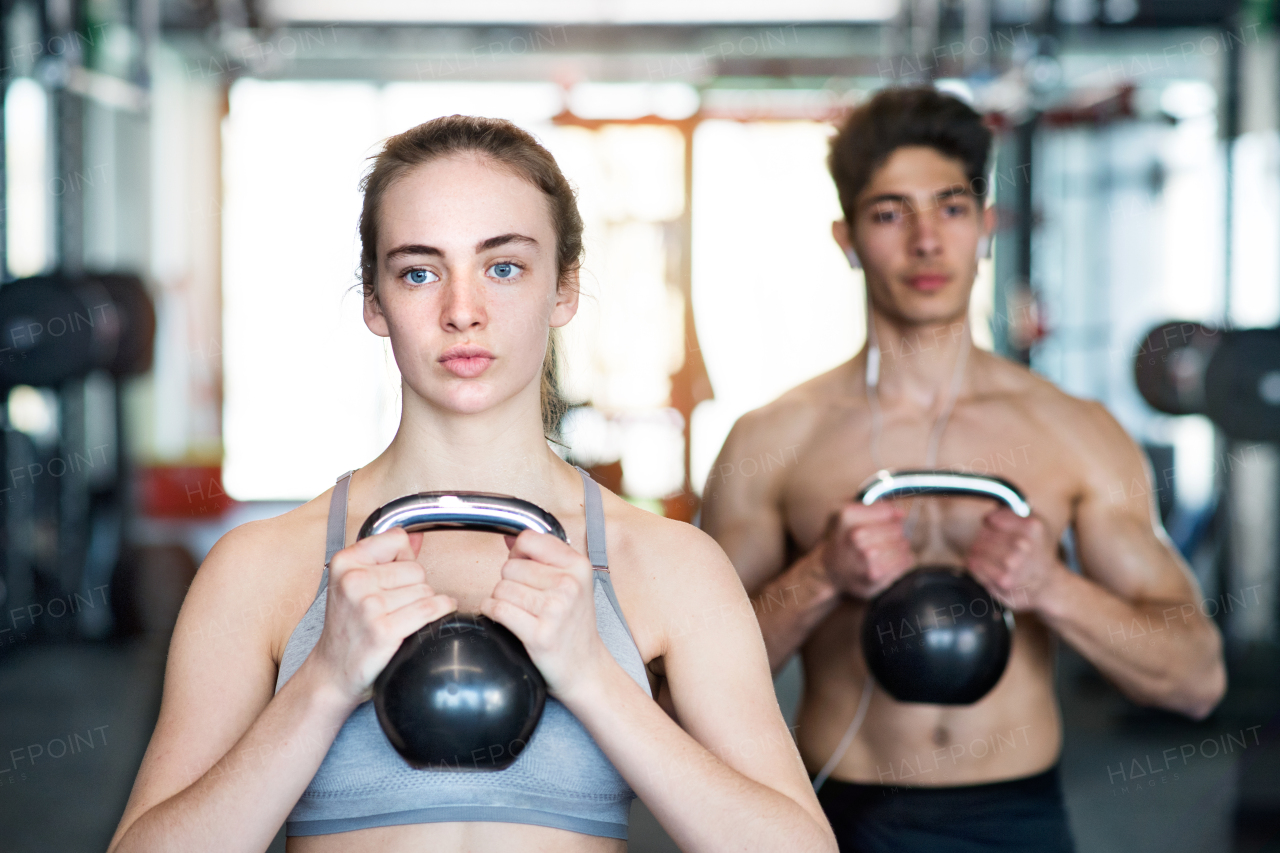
[357,492,570,543]
[857,470,1031,518]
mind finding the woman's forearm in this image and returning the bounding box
[109,661,357,853]
[562,655,835,853]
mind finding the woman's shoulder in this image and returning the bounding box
[185,490,334,660]
[595,487,739,595]
[592,485,757,663]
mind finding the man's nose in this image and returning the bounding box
[908,209,942,257]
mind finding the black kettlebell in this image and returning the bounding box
[857,470,1031,705]
[358,492,567,770]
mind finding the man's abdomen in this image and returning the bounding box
[797,600,1062,786]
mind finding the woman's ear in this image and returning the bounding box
[364,288,391,338]
[550,269,581,329]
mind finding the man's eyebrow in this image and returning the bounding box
[861,193,910,208]
[859,186,974,211]
[934,185,972,201]
[475,233,539,252]
[385,244,441,261]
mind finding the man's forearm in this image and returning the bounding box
[1036,569,1225,718]
[752,549,843,674]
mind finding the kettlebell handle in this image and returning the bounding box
[857,470,1031,518]
[357,492,570,543]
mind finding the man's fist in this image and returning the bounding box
[819,502,914,600]
[965,508,1065,612]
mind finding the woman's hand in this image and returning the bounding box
[480,531,611,704]
[308,529,457,704]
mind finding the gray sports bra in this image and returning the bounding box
[274,467,653,840]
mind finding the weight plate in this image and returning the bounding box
[1204,327,1280,441]
[0,276,97,388]
[1133,320,1222,415]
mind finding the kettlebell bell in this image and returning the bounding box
[358,492,568,770]
[856,470,1031,705]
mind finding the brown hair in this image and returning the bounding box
[829,87,992,225]
[358,115,583,439]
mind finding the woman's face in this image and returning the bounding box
[365,153,577,418]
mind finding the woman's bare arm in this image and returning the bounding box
[557,522,837,853]
[108,519,355,853]
[109,515,453,853]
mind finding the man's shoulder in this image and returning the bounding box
[982,353,1138,469]
[732,362,854,451]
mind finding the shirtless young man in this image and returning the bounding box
[700,87,1227,851]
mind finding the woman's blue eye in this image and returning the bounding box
[490,263,517,280]
[407,269,432,284]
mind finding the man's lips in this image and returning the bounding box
[906,274,949,292]
[439,346,494,378]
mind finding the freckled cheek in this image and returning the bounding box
[492,303,554,362]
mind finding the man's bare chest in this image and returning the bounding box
[778,410,1076,559]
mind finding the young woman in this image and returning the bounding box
[108,116,836,853]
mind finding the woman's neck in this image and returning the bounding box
[358,387,573,505]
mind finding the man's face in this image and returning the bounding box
[837,145,992,328]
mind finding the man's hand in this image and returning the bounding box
[819,503,914,599]
[965,508,1068,612]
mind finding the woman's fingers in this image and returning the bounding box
[333,560,428,605]
[330,528,423,576]
[480,595,539,641]
[356,583,441,618]
[498,557,565,590]
[505,530,583,569]
[381,591,457,638]
[491,577,549,614]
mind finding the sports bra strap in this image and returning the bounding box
[575,466,609,569]
[318,471,354,598]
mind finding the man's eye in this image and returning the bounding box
[489,262,520,280]
[406,269,435,285]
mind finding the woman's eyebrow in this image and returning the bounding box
[384,234,538,262]
[385,243,440,261]
[475,233,538,253]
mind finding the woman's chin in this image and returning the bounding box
[421,384,503,417]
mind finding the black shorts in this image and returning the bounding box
[815,766,1076,853]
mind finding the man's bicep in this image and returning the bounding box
[700,420,789,594]
[1072,414,1203,603]
[713,512,789,595]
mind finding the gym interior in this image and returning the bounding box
[0,0,1278,850]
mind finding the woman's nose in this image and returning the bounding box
[440,276,487,331]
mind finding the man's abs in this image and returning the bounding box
[795,599,1062,786]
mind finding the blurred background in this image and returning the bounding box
[0,0,1278,850]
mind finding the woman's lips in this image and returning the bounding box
[439,346,494,378]
[907,274,949,292]
[441,356,493,378]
